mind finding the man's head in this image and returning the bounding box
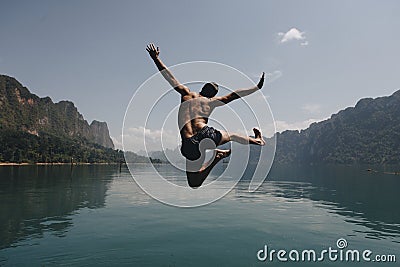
[200,82,218,98]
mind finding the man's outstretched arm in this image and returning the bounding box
[146,43,190,96]
[212,72,265,106]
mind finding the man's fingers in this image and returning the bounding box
[146,43,159,52]
[147,44,155,52]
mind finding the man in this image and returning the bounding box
[146,43,265,188]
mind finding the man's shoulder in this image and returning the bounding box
[182,92,199,100]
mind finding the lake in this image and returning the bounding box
[0,164,399,266]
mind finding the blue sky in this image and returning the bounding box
[1,0,399,151]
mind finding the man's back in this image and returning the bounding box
[178,92,215,138]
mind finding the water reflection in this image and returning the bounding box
[234,164,400,242]
[1,163,399,253]
[0,165,117,249]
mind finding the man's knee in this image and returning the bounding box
[218,131,231,145]
[230,133,238,140]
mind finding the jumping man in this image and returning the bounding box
[146,43,266,188]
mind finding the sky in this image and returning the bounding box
[1,0,399,151]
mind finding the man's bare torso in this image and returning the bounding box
[178,92,215,139]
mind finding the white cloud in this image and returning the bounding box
[265,70,283,83]
[301,104,321,114]
[111,136,123,150]
[258,118,325,138]
[273,118,324,133]
[121,126,180,152]
[278,28,308,45]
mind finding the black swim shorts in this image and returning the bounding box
[180,126,222,160]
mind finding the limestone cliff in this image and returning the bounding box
[0,74,114,149]
[89,120,114,149]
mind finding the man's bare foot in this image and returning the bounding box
[215,149,231,160]
[253,128,266,146]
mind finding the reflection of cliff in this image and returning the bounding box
[0,166,115,249]
[245,165,400,241]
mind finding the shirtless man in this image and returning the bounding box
[146,43,265,188]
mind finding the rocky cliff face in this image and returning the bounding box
[0,74,114,149]
[89,120,114,149]
[271,89,400,164]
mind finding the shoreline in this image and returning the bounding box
[0,162,124,166]
[0,162,170,166]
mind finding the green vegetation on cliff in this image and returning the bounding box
[0,129,124,164]
[273,90,400,164]
[0,74,114,148]
[0,74,147,163]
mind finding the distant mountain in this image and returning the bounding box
[272,90,400,164]
[0,74,114,148]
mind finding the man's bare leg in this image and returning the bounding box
[219,128,265,146]
[186,149,231,188]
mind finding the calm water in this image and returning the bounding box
[0,164,399,266]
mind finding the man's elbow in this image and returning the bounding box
[229,93,240,102]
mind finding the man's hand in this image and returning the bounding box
[146,43,160,59]
[257,72,265,89]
